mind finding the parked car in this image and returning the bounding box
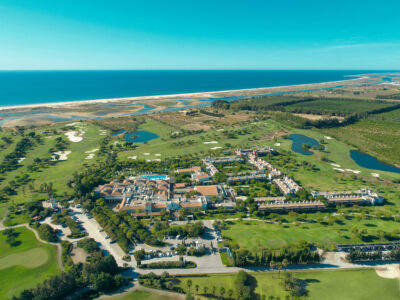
[99,229,104,232]
[105,235,110,239]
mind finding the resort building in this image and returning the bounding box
[273,176,302,195]
[191,172,212,183]
[95,175,171,203]
[176,166,202,174]
[254,197,286,204]
[227,173,267,184]
[258,201,326,213]
[311,189,384,206]
[194,185,225,201]
[248,153,282,178]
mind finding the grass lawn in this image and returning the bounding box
[109,290,177,300]
[175,269,399,300]
[0,227,61,299]
[295,268,400,300]
[222,217,400,250]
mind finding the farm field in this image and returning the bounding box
[222,217,400,250]
[284,98,396,115]
[175,268,399,300]
[0,227,61,299]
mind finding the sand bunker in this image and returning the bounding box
[65,131,83,142]
[85,149,99,154]
[274,143,281,146]
[155,154,161,156]
[128,156,137,160]
[371,173,380,178]
[211,146,222,150]
[345,169,361,174]
[324,136,333,140]
[204,141,218,144]
[17,157,25,163]
[52,151,71,161]
[99,129,107,136]
[85,154,95,160]
[376,264,400,279]
[331,163,341,167]
[143,153,150,155]
[153,159,161,162]
[333,167,345,172]
[217,129,225,132]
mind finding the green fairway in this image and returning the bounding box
[222,217,400,250]
[118,118,281,161]
[0,227,61,299]
[0,122,106,204]
[296,269,400,300]
[109,289,177,300]
[175,269,399,300]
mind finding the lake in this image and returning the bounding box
[125,130,159,143]
[350,150,400,174]
[289,134,320,155]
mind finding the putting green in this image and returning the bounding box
[0,248,49,270]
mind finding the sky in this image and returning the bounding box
[0,0,399,70]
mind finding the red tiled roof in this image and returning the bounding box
[196,185,219,196]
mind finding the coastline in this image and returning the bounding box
[0,75,372,112]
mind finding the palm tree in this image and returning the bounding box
[270,260,275,278]
[195,284,199,294]
[212,286,216,295]
[203,286,208,295]
[277,262,282,278]
[228,288,234,299]
[282,258,288,272]
[186,280,192,293]
[220,287,225,299]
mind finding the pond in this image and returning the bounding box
[125,130,159,143]
[289,134,320,155]
[350,150,400,174]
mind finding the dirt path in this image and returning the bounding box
[0,208,8,230]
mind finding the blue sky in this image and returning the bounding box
[0,0,399,70]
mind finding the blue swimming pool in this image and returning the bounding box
[141,174,169,180]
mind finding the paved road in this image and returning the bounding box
[70,207,127,266]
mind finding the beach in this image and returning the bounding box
[0,74,384,127]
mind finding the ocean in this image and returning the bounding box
[0,70,384,107]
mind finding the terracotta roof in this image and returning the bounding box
[131,212,162,217]
[153,204,167,209]
[174,183,186,188]
[180,202,202,208]
[196,185,219,196]
[120,205,146,210]
[176,167,201,173]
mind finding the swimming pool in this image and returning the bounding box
[141,174,169,180]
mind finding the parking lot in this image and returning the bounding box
[70,206,127,266]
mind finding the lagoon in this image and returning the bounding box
[289,134,320,155]
[125,130,159,143]
[350,150,400,174]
